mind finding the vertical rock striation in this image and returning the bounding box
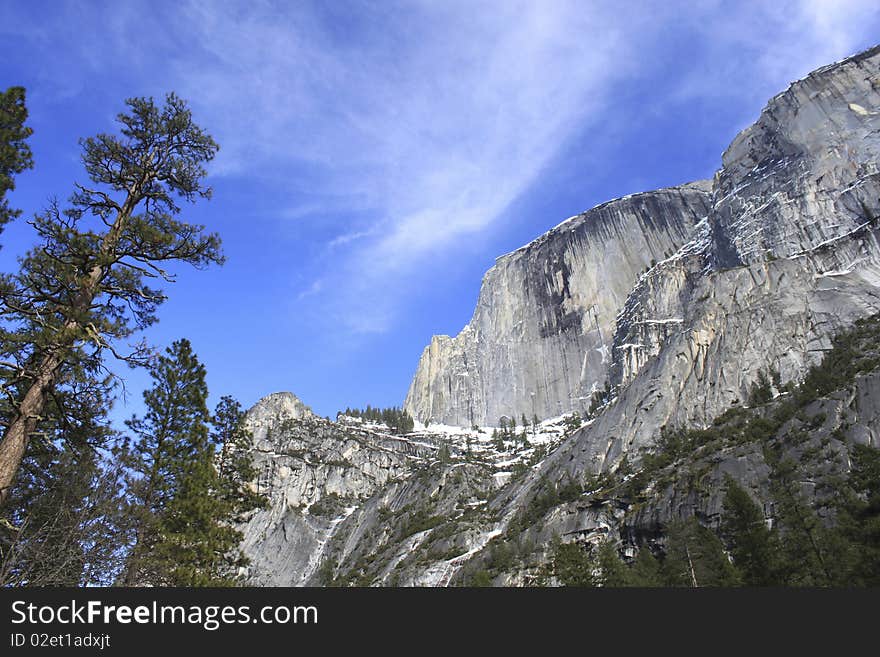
[535,45,880,481]
[405,183,713,426]
[242,46,880,587]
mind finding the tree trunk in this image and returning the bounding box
[0,351,62,507]
[0,183,140,509]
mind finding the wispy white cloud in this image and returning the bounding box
[296,278,324,301]
[6,0,878,337]
[328,229,375,250]
[167,0,879,335]
[669,0,880,109]
[154,1,637,333]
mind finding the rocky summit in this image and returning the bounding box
[240,46,880,586]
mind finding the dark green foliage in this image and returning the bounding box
[308,493,352,518]
[468,570,493,587]
[4,92,222,364]
[488,315,880,588]
[562,412,582,432]
[798,315,880,402]
[547,537,660,587]
[644,315,880,586]
[662,517,741,587]
[398,506,445,539]
[316,558,337,586]
[154,446,244,587]
[594,540,629,586]
[0,444,127,586]
[764,450,847,586]
[437,441,450,464]
[748,369,774,406]
[0,93,222,507]
[588,381,613,416]
[0,86,33,234]
[120,340,248,586]
[339,405,414,434]
[492,428,505,450]
[550,539,595,587]
[836,444,880,585]
[212,396,268,522]
[721,477,782,586]
[628,547,663,586]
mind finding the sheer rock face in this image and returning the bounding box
[537,45,880,482]
[242,47,880,586]
[404,183,713,427]
[711,46,880,267]
[406,46,880,431]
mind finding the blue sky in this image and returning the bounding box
[1,0,879,422]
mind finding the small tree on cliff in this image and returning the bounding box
[0,93,222,507]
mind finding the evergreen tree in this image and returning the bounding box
[438,441,450,465]
[120,339,239,586]
[550,538,596,587]
[0,86,33,235]
[747,369,774,406]
[662,517,741,587]
[0,337,123,584]
[492,429,504,451]
[595,540,629,586]
[628,546,663,586]
[211,396,268,524]
[0,443,126,586]
[153,443,241,586]
[338,405,413,434]
[766,455,837,585]
[0,93,222,507]
[721,477,782,585]
[836,444,880,585]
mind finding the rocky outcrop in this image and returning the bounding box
[242,46,880,587]
[537,45,880,482]
[240,395,437,585]
[405,182,712,426]
[711,46,880,267]
[406,46,880,432]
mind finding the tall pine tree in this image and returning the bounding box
[662,517,741,587]
[0,93,222,507]
[120,340,259,586]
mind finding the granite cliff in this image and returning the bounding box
[403,182,712,427]
[240,46,880,586]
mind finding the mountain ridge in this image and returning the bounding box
[240,44,880,586]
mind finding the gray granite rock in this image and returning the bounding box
[242,46,880,586]
[405,182,712,426]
